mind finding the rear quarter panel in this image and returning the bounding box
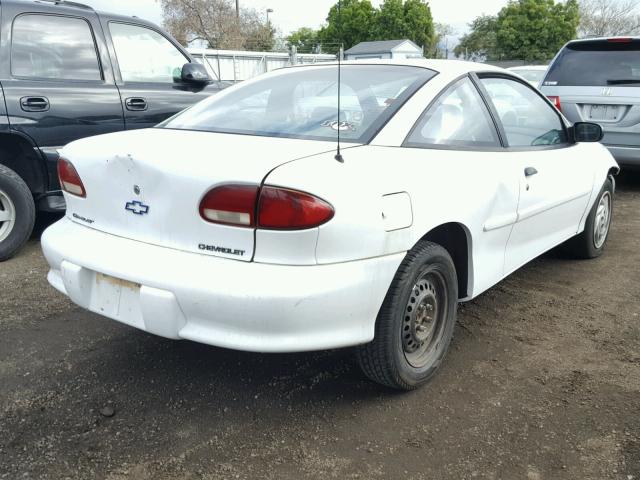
[265,146,523,298]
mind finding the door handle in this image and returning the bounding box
[524,167,538,177]
[125,97,148,111]
[20,96,49,112]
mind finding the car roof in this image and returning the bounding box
[3,0,164,29]
[3,0,93,11]
[290,59,506,77]
[508,65,548,71]
[568,36,640,44]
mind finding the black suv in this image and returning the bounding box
[0,0,225,260]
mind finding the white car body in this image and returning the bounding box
[42,60,618,355]
[508,65,549,88]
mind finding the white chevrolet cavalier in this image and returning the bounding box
[42,60,618,390]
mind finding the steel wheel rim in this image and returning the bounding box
[593,191,611,249]
[402,270,448,369]
[0,189,16,243]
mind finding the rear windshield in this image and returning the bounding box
[160,65,436,143]
[544,40,640,87]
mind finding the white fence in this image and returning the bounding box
[187,48,336,83]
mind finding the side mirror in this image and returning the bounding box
[573,122,603,143]
[181,62,211,85]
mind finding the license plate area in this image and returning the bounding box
[588,104,623,122]
[92,272,143,328]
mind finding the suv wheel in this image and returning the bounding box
[0,164,36,261]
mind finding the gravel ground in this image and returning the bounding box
[1,173,639,480]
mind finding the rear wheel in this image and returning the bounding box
[561,178,613,259]
[356,241,458,390]
[0,164,36,262]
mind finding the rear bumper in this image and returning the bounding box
[604,145,640,167]
[37,191,66,212]
[41,218,403,353]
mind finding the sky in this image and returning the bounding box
[81,0,509,36]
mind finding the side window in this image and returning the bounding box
[405,77,500,149]
[11,14,101,81]
[109,23,189,83]
[481,77,567,147]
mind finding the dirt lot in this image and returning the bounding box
[1,173,639,480]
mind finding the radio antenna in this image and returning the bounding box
[334,0,344,163]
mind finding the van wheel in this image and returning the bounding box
[561,178,613,259]
[0,164,36,262]
[356,241,458,390]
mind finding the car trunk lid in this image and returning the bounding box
[61,128,341,262]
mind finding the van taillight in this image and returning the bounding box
[57,158,86,198]
[199,184,334,230]
[547,96,562,112]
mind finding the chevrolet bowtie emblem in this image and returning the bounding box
[125,200,150,215]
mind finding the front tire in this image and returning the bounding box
[0,164,36,262]
[562,178,613,259]
[356,241,458,390]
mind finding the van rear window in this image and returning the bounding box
[544,40,640,87]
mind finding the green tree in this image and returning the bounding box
[318,0,377,53]
[376,0,406,39]
[399,0,436,53]
[454,15,498,60]
[286,27,320,53]
[318,0,434,55]
[375,0,435,53]
[494,0,580,61]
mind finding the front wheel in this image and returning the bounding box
[561,178,614,259]
[356,241,458,390]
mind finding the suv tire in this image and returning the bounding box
[0,164,36,262]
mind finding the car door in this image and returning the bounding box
[105,21,217,129]
[0,7,124,176]
[477,74,594,274]
[399,75,521,295]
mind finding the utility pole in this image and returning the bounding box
[235,0,239,17]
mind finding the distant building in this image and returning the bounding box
[344,40,424,60]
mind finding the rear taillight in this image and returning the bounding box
[199,184,259,227]
[608,37,633,43]
[547,96,562,112]
[199,184,334,230]
[258,186,334,229]
[57,158,86,198]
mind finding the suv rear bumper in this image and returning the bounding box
[604,145,640,167]
[41,218,403,353]
[37,191,65,212]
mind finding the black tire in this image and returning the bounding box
[561,178,614,260]
[356,241,458,390]
[0,164,36,262]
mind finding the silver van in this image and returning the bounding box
[540,37,640,168]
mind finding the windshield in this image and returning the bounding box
[160,65,436,143]
[544,40,640,87]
